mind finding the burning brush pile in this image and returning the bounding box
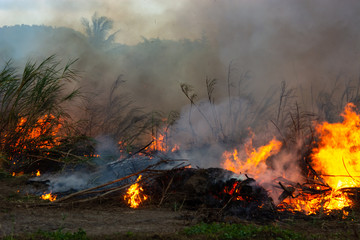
[23,102,360,222]
[2,56,360,222]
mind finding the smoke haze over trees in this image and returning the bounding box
[0,21,222,114]
[1,0,360,115]
[2,1,360,196]
[1,0,360,158]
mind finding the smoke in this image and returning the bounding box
[2,0,360,112]
[166,96,306,203]
[2,1,360,201]
[47,173,91,193]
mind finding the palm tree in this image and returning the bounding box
[81,13,120,49]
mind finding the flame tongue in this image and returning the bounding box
[221,137,282,177]
[41,192,57,201]
[14,114,62,149]
[124,175,148,208]
[292,102,360,214]
[312,103,360,190]
[280,103,359,215]
[279,187,352,215]
[219,103,360,215]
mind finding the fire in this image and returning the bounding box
[312,102,360,189]
[219,107,358,215]
[280,188,352,215]
[221,137,282,177]
[12,171,24,177]
[223,181,244,201]
[35,170,41,177]
[41,192,57,201]
[150,132,166,152]
[145,127,179,153]
[84,154,100,158]
[281,103,359,215]
[171,144,180,152]
[124,175,148,208]
[14,114,62,149]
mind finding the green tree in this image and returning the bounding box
[81,13,119,49]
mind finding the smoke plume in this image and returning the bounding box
[2,1,360,201]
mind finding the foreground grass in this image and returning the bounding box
[1,209,358,240]
[182,222,306,240]
[2,220,359,240]
[2,223,306,240]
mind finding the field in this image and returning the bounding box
[1,175,360,240]
[1,16,360,240]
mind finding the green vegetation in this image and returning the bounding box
[183,222,306,240]
[0,55,81,172]
[82,13,119,49]
[2,220,359,240]
[0,52,160,175]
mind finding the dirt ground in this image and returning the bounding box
[1,206,187,237]
[1,176,360,239]
[0,176,191,238]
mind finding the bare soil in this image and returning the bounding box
[1,206,188,236]
[0,176,190,238]
[1,176,360,239]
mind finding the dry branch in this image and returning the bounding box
[55,168,149,203]
[54,158,189,203]
[158,174,174,206]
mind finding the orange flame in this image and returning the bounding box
[221,137,282,177]
[12,171,24,177]
[150,133,166,152]
[35,170,41,177]
[145,127,179,153]
[14,114,62,149]
[303,102,359,212]
[146,133,168,152]
[312,103,360,189]
[124,175,148,208]
[223,182,244,201]
[41,192,57,201]
[280,188,352,215]
[280,103,359,215]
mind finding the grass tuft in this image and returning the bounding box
[0,55,80,172]
[183,222,306,240]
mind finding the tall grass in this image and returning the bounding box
[180,71,276,147]
[78,76,155,151]
[316,76,360,122]
[0,55,79,170]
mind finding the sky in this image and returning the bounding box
[1,0,360,99]
[0,0,191,44]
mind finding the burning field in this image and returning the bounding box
[1,56,360,238]
[2,1,360,239]
[2,96,360,238]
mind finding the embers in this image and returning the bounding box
[153,168,275,219]
[210,177,275,219]
[216,178,263,202]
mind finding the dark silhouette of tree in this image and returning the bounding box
[81,13,119,49]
